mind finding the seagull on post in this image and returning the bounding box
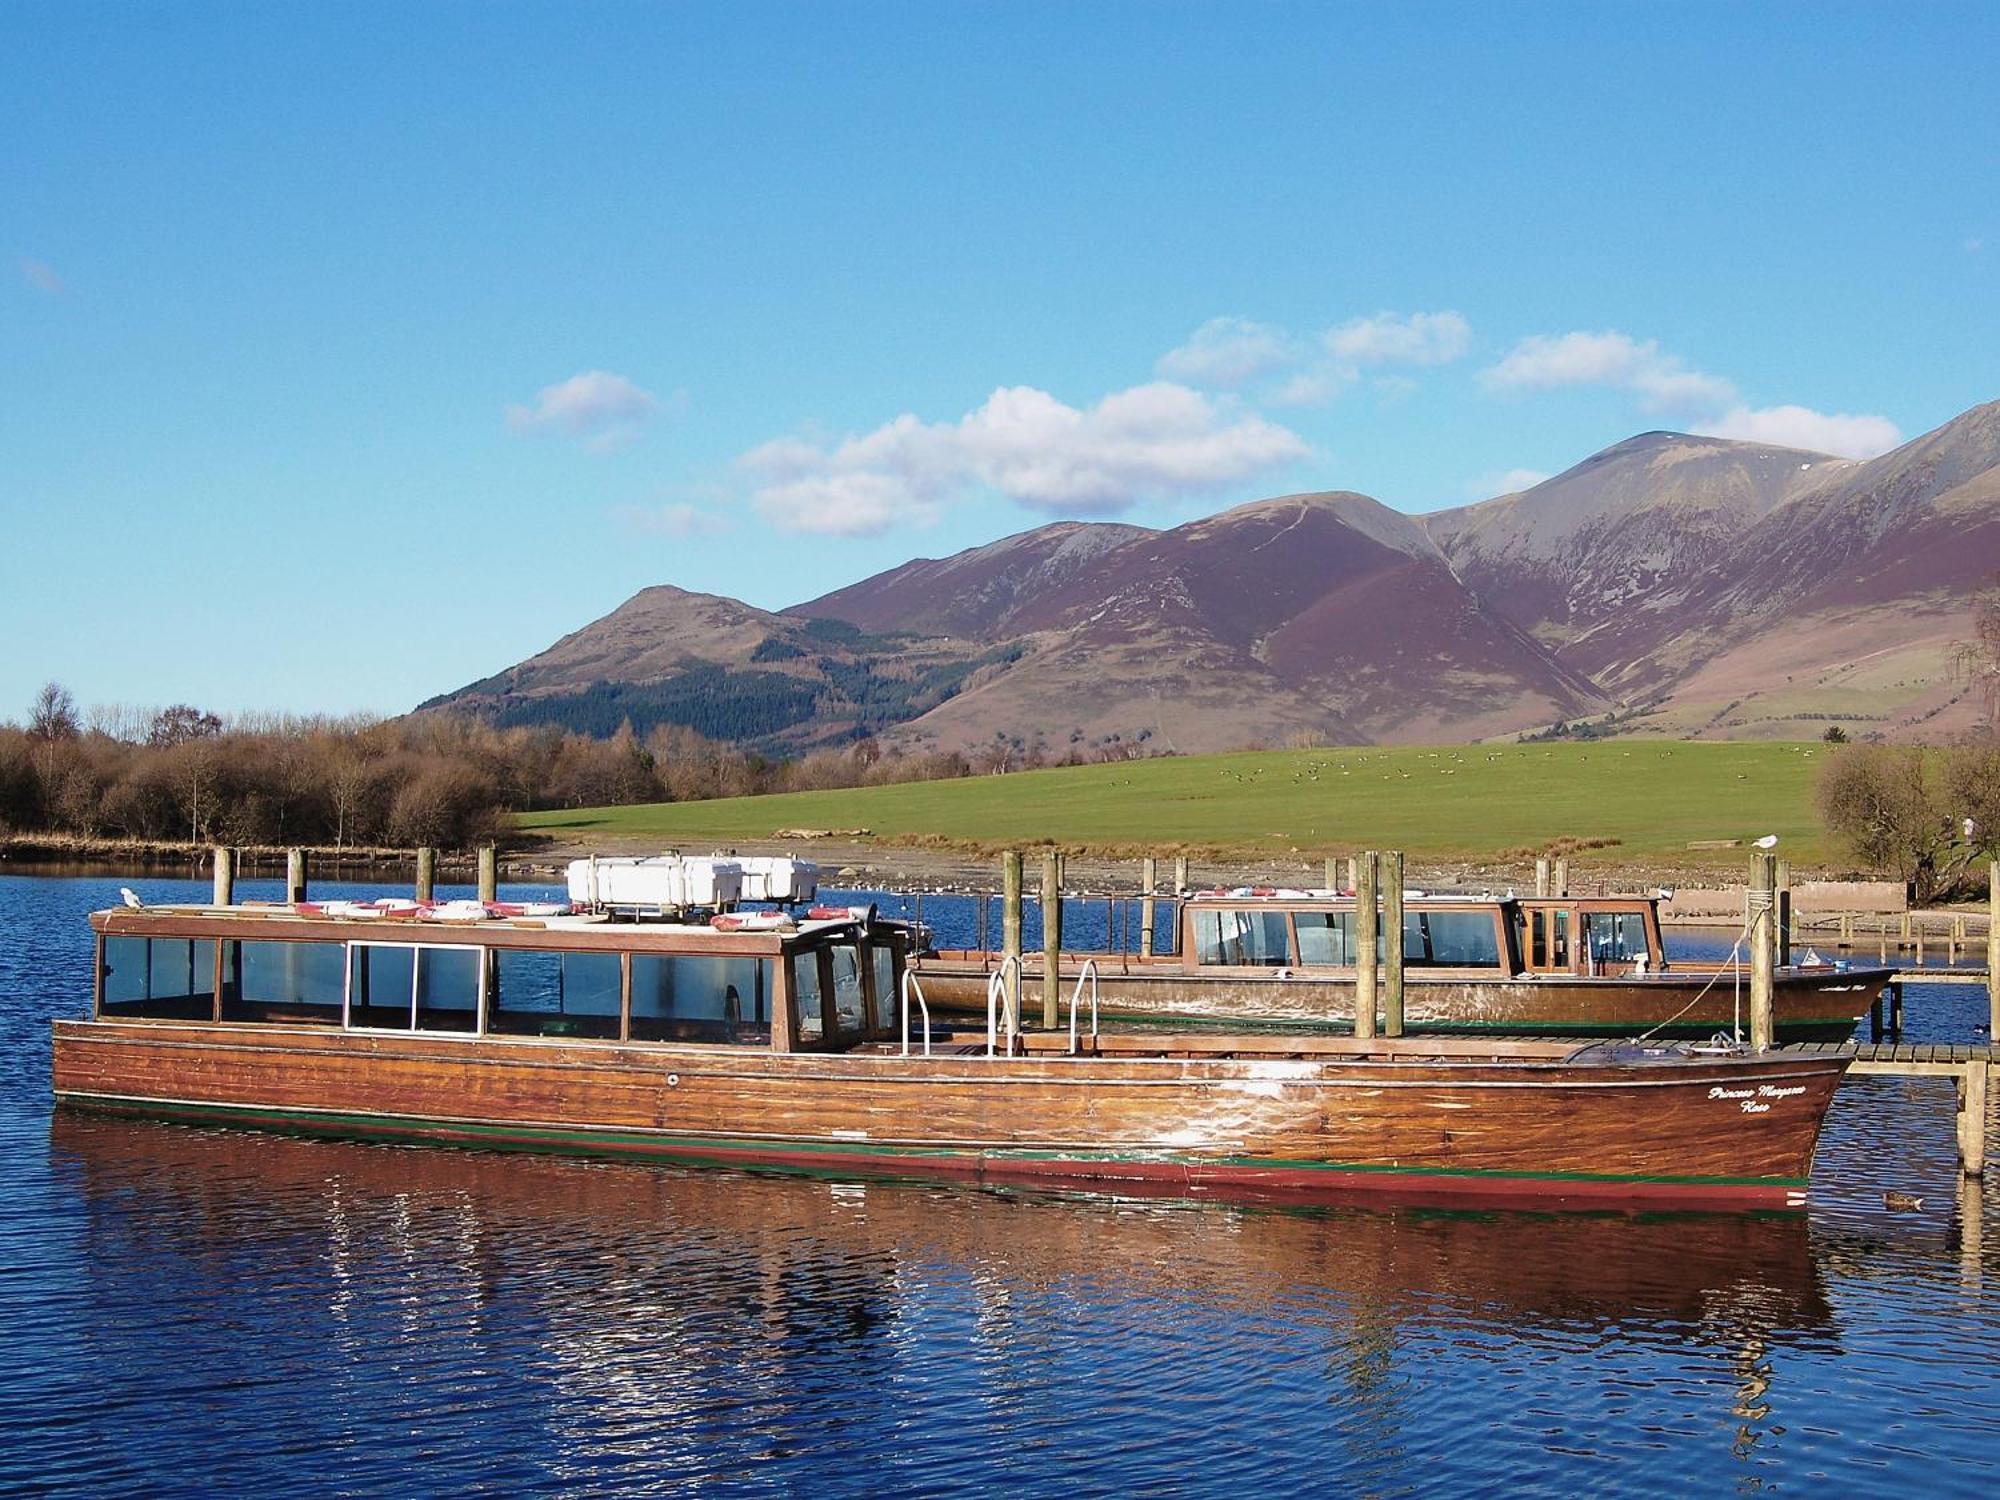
[1754,835,1779,849]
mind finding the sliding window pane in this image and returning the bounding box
[491,949,622,1039]
[223,941,345,1024]
[416,948,480,1032]
[348,945,415,1030]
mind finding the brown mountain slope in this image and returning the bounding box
[892,493,1606,752]
[1425,432,1847,688]
[790,519,1153,640]
[1618,404,2000,739]
[419,400,1999,754]
[420,585,990,749]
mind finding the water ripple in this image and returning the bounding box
[3,875,1999,1495]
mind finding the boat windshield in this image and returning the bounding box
[1583,911,1651,966]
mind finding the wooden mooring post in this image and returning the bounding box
[285,848,308,905]
[1990,861,1999,1039]
[477,846,498,903]
[211,846,235,907]
[1552,856,1569,898]
[1382,850,1405,1038]
[1001,850,1023,1036]
[1139,856,1156,960]
[415,847,437,903]
[1775,857,1792,968]
[1749,853,1775,1052]
[1041,849,1063,1030]
[1354,851,1378,1041]
[1534,857,1551,898]
[1173,855,1190,897]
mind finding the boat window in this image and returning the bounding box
[792,951,824,1042]
[345,944,481,1032]
[221,940,346,1024]
[416,949,480,1032]
[1583,912,1650,966]
[1528,909,1571,970]
[1294,912,1355,966]
[829,943,865,1034]
[1191,909,1293,966]
[101,936,216,1020]
[632,954,770,1044]
[491,949,622,1039]
[348,944,416,1029]
[870,943,897,1031]
[1404,911,1502,968]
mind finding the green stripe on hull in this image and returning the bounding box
[56,1093,1806,1193]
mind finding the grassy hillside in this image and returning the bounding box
[517,740,1838,868]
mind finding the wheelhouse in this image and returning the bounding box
[90,907,912,1054]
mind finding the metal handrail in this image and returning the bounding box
[986,954,1022,1057]
[1068,958,1100,1053]
[900,969,933,1058]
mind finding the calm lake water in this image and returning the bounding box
[4,872,1998,1496]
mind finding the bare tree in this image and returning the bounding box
[1821,742,1997,904]
[1954,574,2000,737]
[28,682,79,741]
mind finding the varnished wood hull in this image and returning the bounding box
[912,954,1888,1042]
[51,1019,1850,1209]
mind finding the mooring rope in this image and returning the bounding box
[1628,914,1758,1047]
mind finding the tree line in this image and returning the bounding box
[0,682,1144,853]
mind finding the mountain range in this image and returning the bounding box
[423,399,2000,753]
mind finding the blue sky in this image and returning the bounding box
[5,1,1995,722]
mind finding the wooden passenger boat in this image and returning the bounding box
[50,900,1853,1210]
[913,890,1890,1042]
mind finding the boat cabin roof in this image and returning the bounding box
[1181,889,1659,913]
[89,903,880,955]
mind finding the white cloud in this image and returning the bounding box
[1156,316,1295,386]
[21,258,65,295]
[742,382,1309,537]
[1695,404,1902,459]
[507,370,663,450]
[1480,330,1737,416]
[1271,368,1357,406]
[1465,467,1553,500]
[1325,310,1471,367]
[615,502,731,537]
[1159,308,1472,406]
[1481,327,1901,458]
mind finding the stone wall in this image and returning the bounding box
[1661,880,1908,923]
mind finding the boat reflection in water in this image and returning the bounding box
[48,1112,1837,1478]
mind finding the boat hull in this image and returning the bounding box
[911,955,1887,1042]
[51,1020,1849,1210]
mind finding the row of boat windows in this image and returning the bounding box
[99,937,898,1045]
[1192,910,1505,969]
[1189,909,1654,970]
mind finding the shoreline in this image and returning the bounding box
[8,832,1974,924]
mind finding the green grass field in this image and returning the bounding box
[517,740,1840,869]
